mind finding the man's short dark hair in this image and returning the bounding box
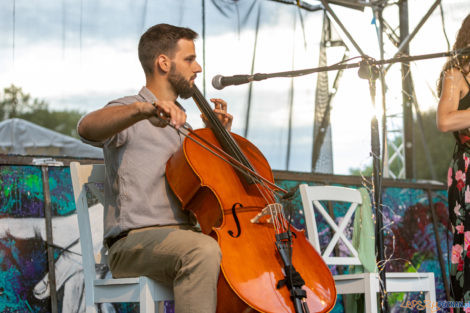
[138,24,198,76]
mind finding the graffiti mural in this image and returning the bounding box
[0,164,450,313]
[0,165,50,312]
[0,165,143,313]
[382,188,450,312]
[276,180,450,313]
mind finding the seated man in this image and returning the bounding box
[78,23,232,313]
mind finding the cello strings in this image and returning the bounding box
[158,114,290,233]
[192,88,280,211]
[192,87,293,232]
[193,86,253,169]
[172,121,285,194]
[179,120,285,206]
[269,205,280,234]
[178,122,289,219]
[191,86,282,209]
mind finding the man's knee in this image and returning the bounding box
[187,236,221,270]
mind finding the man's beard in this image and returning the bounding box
[168,64,194,99]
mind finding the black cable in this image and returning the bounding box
[244,3,262,138]
[12,0,15,65]
[439,2,450,51]
[202,0,206,95]
[46,239,82,257]
[267,0,322,12]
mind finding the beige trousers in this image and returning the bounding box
[108,225,222,313]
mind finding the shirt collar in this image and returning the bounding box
[138,86,186,112]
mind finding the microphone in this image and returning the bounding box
[357,59,379,81]
[212,74,254,90]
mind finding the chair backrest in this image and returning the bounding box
[70,162,106,302]
[299,184,363,266]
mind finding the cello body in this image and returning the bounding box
[166,128,336,313]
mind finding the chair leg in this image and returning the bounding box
[364,289,377,313]
[423,273,437,313]
[157,301,165,313]
[85,284,97,313]
[365,274,377,313]
[85,304,98,313]
[140,278,156,313]
[424,286,437,312]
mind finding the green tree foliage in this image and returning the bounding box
[0,84,83,138]
[348,163,373,177]
[348,109,454,182]
[348,136,403,179]
[414,109,454,181]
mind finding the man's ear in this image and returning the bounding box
[156,54,171,73]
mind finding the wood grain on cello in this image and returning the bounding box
[166,85,336,313]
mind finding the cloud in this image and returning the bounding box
[0,0,469,175]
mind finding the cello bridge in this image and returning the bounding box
[250,203,287,229]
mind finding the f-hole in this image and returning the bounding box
[228,203,243,238]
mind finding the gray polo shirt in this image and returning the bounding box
[79,87,190,240]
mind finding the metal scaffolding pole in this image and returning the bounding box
[399,0,415,179]
[318,0,365,56]
[385,0,442,73]
[376,5,389,312]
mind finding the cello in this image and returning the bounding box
[166,85,336,313]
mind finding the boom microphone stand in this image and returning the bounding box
[214,47,470,87]
[357,58,389,313]
[213,46,470,311]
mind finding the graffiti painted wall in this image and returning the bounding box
[0,163,449,312]
[277,178,450,313]
[0,165,54,313]
[0,164,143,313]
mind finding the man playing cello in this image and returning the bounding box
[78,23,232,313]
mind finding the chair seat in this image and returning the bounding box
[333,272,435,295]
[94,277,140,285]
[93,276,173,304]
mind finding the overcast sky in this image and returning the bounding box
[0,0,468,176]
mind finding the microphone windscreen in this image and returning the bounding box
[358,62,379,80]
[212,75,224,90]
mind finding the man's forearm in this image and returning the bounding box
[78,103,145,142]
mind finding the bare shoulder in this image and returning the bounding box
[442,67,466,91]
[444,67,464,79]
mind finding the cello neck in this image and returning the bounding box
[191,85,256,178]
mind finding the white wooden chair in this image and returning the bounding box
[299,184,436,313]
[70,162,174,313]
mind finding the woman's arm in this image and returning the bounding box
[437,68,470,132]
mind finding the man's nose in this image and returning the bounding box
[194,61,202,73]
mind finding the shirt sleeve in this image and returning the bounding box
[77,101,129,148]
